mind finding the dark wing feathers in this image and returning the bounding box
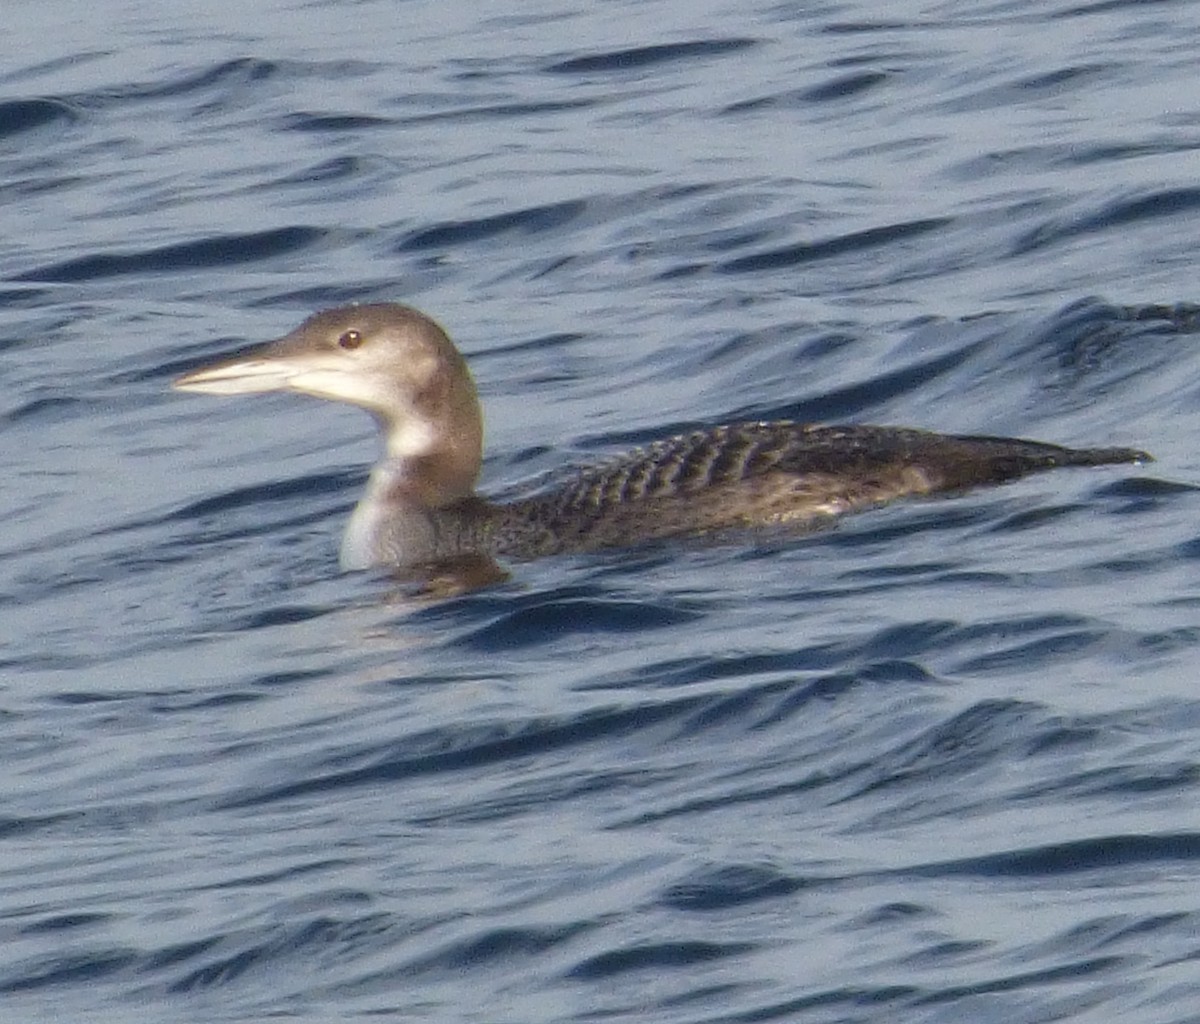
[483,422,1148,559]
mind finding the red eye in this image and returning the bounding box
[338,329,363,350]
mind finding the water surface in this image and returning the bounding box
[4,1,1200,1021]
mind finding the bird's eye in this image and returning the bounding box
[338,329,363,350]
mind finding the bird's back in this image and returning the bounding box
[480,422,1149,559]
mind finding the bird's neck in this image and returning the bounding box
[341,353,484,570]
[376,367,483,507]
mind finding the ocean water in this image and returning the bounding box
[5,0,1200,1021]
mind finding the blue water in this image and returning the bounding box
[5,1,1200,1021]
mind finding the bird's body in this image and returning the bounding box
[174,303,1150,578]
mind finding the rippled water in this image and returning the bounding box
[6,1,1200,1021]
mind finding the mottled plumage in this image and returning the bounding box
[484,422,1147,559]
[174,304,1150,578]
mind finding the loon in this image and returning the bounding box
[174,303,1151,577]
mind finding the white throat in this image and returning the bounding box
[385,412,438,459]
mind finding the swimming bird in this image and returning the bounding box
[174,303,1151,579]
